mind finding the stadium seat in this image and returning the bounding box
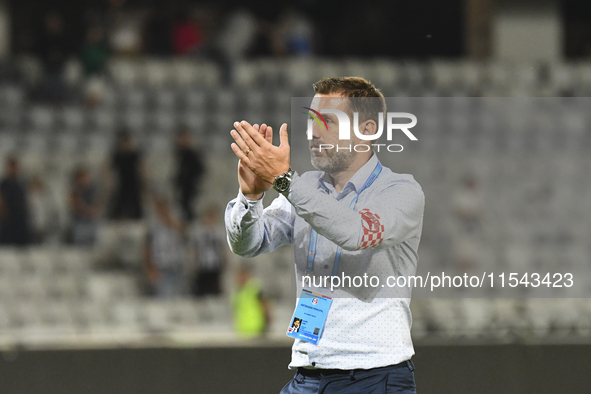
[151,109,178,134]
[72,301,111,331]
[109,59,142,87]
[25,247,58,276]
[195,62,222,87]
[0,275,14,302]
[153,89,178,110]
[234,61,260,88]
[16,55,44,87]
[0,248,24,277]
[0,303,12,332]
[121,88,148,110]
[285,58,315,88]
[144,60,171,88]
[89,107,119,133]
[28,105,56,132]
[183,89,207,111]
[171,60,199,86]
[374,60,403,89]
[144,300,173,332]
[60,106,87,131]
[546,63,575,91]
[111,301,144,332]
[168,299,201,327]
[122,108,148,133]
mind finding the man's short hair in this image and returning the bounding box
[313,77,387,126]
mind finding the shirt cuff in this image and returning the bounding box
[228,189,265,232]
[237,189,265,209]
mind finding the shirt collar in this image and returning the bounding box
[319,153,380,195]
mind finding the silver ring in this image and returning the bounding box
[245,149,251,156]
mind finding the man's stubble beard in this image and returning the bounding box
[310,146,356,174]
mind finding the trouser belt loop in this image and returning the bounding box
[407,360,415,372]
[295,371,305,383]
[349,369,356,381]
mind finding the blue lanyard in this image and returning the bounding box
[305,161,383,276]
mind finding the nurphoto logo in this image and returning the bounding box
[303,107,418,153]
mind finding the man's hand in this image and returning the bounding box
[236,123,273,200]
[230,120,290,184]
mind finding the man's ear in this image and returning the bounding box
[363,120,377,136]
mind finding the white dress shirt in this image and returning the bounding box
[225,154,425,369]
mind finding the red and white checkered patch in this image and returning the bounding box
[357,208,384,250]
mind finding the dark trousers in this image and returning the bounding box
[192,270,222,297]
[180,187,196,221]
[110,192,143,220]
[279,361,416,394]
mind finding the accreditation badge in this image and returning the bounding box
[286,290,332,344]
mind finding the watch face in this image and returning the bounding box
[275,176,290,192]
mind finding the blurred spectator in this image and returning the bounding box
[0,157,31,246]
[172,10,204,56]
[143,198,186,298]
[81,26,110,108]
[29,176,59,244]
[215,8,258,83]
[69,168,102,246]
[273,8,314,56]
[190,206,227,297]
[107,1,143,56]
[81,27,108,77]
[174,127,205,221]
[451,175,485,271]
[109,130,144,220]
[38,11,68,102]
[248,18,274,58]
[83,74,109,108]
[232,265,270,337]
[217,9,257,58]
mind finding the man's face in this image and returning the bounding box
[119,137,133,151]
[307,94,356,174]
[78,172,91,186]
[177,132,191,149]
[7,160,19,177]
[237,270,250,287]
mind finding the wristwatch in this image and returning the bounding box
[273,168,295,193]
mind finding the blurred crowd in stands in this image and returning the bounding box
[0,126,232,299]
[0,0,309,327]
[24,1,314,102]
[4,1,588,340]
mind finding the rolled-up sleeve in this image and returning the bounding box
[287,174,424,251]
[225,189,293,257]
